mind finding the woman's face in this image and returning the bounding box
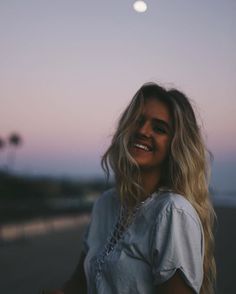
[129,97,172,172]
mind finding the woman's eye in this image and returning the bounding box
[137,117,145,127]
[153,126,166,134]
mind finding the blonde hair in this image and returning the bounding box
[101,82,216,293]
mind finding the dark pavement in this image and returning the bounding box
[0,206,235,294]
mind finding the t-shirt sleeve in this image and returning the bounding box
[82,196,99,254]
[151,206,204,293]
[82,221,91,254]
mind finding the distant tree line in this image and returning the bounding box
[0,132,113,200]
[0,171,112,199]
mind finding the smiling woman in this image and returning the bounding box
[47,82,216,294]
[129,98,172,173]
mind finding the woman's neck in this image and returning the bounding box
[141,169,161,197]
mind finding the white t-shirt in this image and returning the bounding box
[83,188,204,294]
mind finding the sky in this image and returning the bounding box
[0,0,235,191]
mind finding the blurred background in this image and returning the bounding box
[0,1,235,293]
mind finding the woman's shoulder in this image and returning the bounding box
[92,187,118,212]
[156,191,195,211]
[97,187,117,201]
[153,191,201,226]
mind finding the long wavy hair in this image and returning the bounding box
[101,82,216,293]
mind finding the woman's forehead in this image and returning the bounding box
[142,97,171,120]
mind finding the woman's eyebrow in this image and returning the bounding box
[152,118,171,130]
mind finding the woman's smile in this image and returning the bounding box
[133,141,154,152]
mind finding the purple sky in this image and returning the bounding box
[0,0,235,191]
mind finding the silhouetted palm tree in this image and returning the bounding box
[9,133,22,147]
[0,137,5,150]
[0,137,6,170]
[7,133,23,171]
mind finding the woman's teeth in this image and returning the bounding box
[134,143,151,152]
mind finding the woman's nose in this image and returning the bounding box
[139,121,152,137]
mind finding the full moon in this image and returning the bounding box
[133,1,147,13]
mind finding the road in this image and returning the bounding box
[0,215,90,294]
[0,206,235,294]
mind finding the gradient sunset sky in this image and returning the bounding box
[0,0,235,191]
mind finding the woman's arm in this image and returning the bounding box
[156,270,195,294]
[47,251,87,294]
[62,251,87,294]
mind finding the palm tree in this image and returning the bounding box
[0,137,6,171]
[0,137,5,150]
[7,133,23,171]
[9,133,22,147]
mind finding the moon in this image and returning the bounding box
[133,1,148,13]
